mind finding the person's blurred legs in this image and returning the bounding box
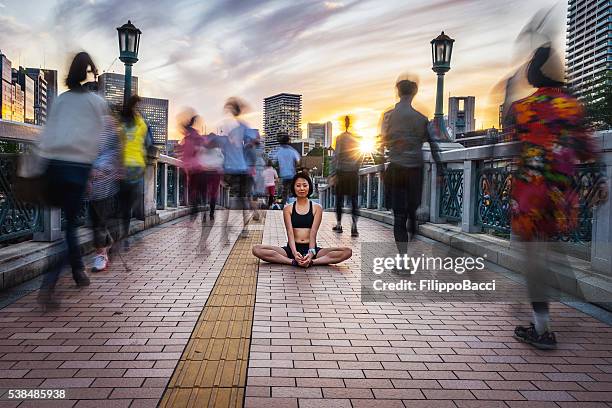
[118,181,138,249]
[334,193,343,232]
[90,197,113,272]
[350,194,359,237]
[39,161,90,308]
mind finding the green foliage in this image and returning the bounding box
[582,71,612,130]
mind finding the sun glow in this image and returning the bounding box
[360,137,376,154]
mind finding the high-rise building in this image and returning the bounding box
[13,67,35,124]
[263,93,302,159]
[566,0,611,97]
[25,68,48,125]
[0,51,13,121]
[448,96,475,138]
[11,83,24,123]
[98,72,138,112]
[42,69,58,111]
[307,122,332,148]
[139,96,169,151]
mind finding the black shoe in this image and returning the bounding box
[209,212,215,221]
[73,270,91,287]
[332,225,343,233]
[351,226,359,237]
[514,324,557,350]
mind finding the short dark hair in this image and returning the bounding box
[291,171,313,197]
[224,97,246,117]
[396,79,418,97]
[266,159,273,167]
[66,52,97,91]
[121,95,141,123]
[278,132,290,145]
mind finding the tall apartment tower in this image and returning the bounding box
[98,72,138,112]
[263,93,302,159]
[42,69,58,111]
[139,97,169,152]
[566,0,611,97]
[25,68,49,125]
[448,96,476,138]
[0,51,13,121]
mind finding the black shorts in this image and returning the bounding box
[283,243,321,259]
[224,174,251,198]
[336,171,359,197]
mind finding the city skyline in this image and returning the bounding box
[0,0,561,141]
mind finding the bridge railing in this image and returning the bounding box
[0,119,230,245]
[320,130,612,276]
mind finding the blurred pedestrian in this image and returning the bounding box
[37,52,108,308]
[179,113,205,221]
[88,108,122,273]
[216,97,257,240]
[380,76,442,259]
[507,45,604,349]
[117,95,152,249]
[263,160,279,208]
[199,132,224,222]
[332,115,362,237]
[276,133,301,206]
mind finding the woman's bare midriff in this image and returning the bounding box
[293,228,311,244]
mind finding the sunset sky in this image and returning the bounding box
[0,0,564,141]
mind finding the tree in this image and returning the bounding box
[582,71,612,130]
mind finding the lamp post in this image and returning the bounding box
[117,20,142,108]
[431,31,455,142]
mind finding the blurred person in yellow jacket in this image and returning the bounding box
[117,95,152,250]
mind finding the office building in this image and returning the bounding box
[566,0,611,97]
[448,96,475,139]
[1,51,12,121]
[263,93,302,159]
[25,68,48,125]
[98,72,138,112]
[139,96,169,150]
[13,68,35,124]
[307,122,332,148]
[11,83,24,123]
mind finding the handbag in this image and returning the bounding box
[13,149,53,206]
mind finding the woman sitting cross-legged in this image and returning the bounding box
[252,172,352,268]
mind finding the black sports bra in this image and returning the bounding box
[291,201,314,229]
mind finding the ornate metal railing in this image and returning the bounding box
[179,169,187,206]
[475,165,512,235]
[0,153,42,243]
[439,168,463,222]
[371,175,378,209]
[156,163,164,210]
[359,175,367,207]
[167,165,177,207]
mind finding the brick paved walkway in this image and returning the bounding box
[0,210,611,407]
[246,211,612,408]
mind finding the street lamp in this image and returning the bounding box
[431,31,454,141]
[117,20,142,108]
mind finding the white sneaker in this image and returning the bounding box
[91,254,108,272]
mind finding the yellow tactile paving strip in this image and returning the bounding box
[159,216,264,408]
